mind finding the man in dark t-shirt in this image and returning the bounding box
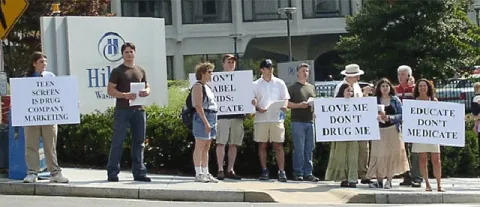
[106,42,151,182]
[287,63,319,182]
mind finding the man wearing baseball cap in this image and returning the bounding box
[251,59,290,182]
[215,54,244,180]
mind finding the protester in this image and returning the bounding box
[471,82,480,166]
[191,62,219,183]
[106,43,151,182]
[411,79,444,192]
[22,51,69,183]
[367,78,410,189]
[395,65,422,188]
[325,83,358,188]
[216,54,243,180]
[252,59,290,182]
[333,64,372,184]
[287,63,319,182]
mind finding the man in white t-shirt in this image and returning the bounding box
[251,59,290,182]
[334,64,372,184]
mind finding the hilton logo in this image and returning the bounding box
[97,32,125,62]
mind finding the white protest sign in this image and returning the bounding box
[314,97,380,142]
[189,70,254,115]
[402,100,465,147]
[10,76,80,127]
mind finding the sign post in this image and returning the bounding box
[0,0,29,39]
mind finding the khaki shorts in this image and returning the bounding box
[254,122,285,143]
[216,118,245,146]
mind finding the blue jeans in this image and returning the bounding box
[291,121,315,176]
[192,111,217,140]
[107,108,147,178]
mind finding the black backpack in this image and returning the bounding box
[180,82,207,130]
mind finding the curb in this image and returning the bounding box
[0,182,276,202]
[329,189,480,204]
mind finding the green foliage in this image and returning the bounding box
[57,81,480,178]
[337,0,480,82]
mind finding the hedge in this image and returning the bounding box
[57,82,480,179]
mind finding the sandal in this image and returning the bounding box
[437,187,446,192]
[425,187,432,192]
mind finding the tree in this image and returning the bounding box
[336,0,480,82]
[2,0,112,77]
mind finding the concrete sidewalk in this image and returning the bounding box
[0,168,480,204]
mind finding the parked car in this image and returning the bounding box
[436,78,474,112]
[314,81,374,97]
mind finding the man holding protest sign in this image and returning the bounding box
[215,54,243,180]
[252,59,290,182]
[106,43,151,182]
[395,65,422,188]
[287,63,319,182]
[333,64,372,184]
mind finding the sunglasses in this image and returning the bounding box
[207,71,213,73]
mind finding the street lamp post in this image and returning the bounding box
[278,7,297,62]
[229,33,242,69]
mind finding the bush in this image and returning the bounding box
[57,82,480,178]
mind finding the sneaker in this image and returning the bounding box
[278,171,287,182]
[107,176,119,182]
[205,174,219,183]
[304,175,319,182]
[361,179,373,184]
[50,173,69,183]
[259,169,269,180]
[217,171,225,180]
[134,176,151,182]
[369,181,383,188]
[293,175,303,181]
[226,171,241,180]
[23,174,37,183]
[384,180,392,189]
[194,174,207,182]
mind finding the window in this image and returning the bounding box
[167,56,174,80]
[121,0,173,25]
[302,0,352,18]
[242,0,289,22]
[182,0,232,24]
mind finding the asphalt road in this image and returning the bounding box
[2,195,480,207]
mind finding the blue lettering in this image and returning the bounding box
[95,91,114,99]
[87,66,112,88]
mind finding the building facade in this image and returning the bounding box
[111,0,480,81]
[110,0,362,80]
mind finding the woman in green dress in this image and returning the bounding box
[325,83,359,188]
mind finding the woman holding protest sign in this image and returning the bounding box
[411,79,444,192]
[325,83,359,188]
[22,51,69,183]
[367,78,409,189]
[191,62,219,183]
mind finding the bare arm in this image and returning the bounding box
[107,82,126,99]
[192,84,208,124]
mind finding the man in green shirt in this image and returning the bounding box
[287,63,319,182]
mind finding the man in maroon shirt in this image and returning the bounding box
[396,65,422,188]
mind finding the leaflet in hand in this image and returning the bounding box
[129,82,147,106]
[307,97,315,106]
